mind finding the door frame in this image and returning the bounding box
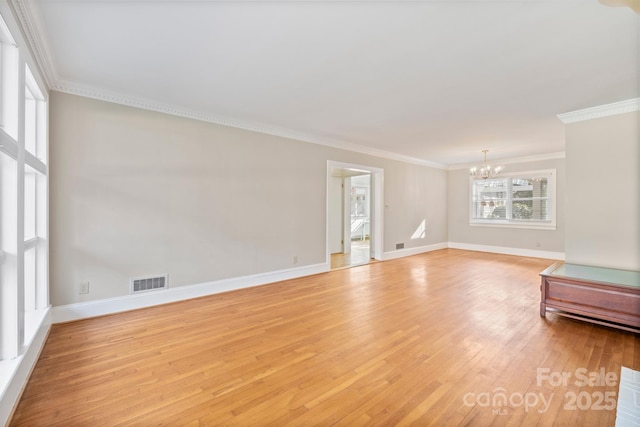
[326,161,384,265]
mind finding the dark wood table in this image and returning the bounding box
[540,262,640,333]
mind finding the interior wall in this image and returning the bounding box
[383,161,447,251]
[49,91,448,306]
[565,111,639,270]
[447,157,566,254]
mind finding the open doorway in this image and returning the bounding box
[327,161,383,270]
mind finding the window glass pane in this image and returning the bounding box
[24,87,36,155]
[24,245,35,312]
[0,148,16,252]
[0,147,18,360]
[24,66,45,160]
[24,168,36,240]
[0,41,18,139]
[512,177,548,199]
[513,199,551,221]
[472,178,508,219]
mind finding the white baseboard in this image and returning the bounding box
[382,242,449,261]
[0,308,51,426]
[52,242,564,324]
[52,262,330,323]
[448,242,565,260]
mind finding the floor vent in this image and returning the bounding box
[131,275,168,294]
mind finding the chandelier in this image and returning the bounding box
[470,150,503,180]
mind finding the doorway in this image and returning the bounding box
[327,161,383,270]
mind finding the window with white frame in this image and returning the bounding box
[0,8,48,362]
[470,170,556,229]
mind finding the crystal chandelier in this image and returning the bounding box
[470,150,503,180]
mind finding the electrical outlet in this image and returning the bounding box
[79,282,90,294]
[293,255,298,264]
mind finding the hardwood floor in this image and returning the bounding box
[10,249,639,426]
[331,239,372,270]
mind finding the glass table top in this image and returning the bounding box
[545,263,640,289]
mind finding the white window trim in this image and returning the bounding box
[23,236,38,250]
[469,169,557,230]
[0,128,18,160]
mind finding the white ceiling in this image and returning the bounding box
[19,0,640,166]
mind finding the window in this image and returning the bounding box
[470,170,556,229]
[0,12,18,139]
[0,8,48,362]
[24,65,46,161]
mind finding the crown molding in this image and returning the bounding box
[10,0,57,88]
[7,0,445,170]
[557,98,640,124]
[447,151,565,171]
[52,81,446,169]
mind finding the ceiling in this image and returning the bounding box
[17,0,639,167]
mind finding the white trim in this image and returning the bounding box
[382,242,448,261]
[52,81,445,169]
[326,161,384,265]
[0,307,50,427]
[0,129,18,160]
[448,152,565,171]
[49,241,566,324]
[52,262,329,323]
[448,242,565,260]
[23,151,46,175]
[342,176,351,255]
[8,0,55,89]
[8,0,446,170]
[23,236,37,250]
[469,222,556,231]
[3,1,49,98]
[557,98,640,124]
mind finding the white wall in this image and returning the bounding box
[447,157,566,257]
[49,92,448,307]
[565,111,639,270]
[383,161,448,252]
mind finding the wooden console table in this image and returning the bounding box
[540,262,640,333]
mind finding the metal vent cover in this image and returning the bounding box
[130,275,168,294]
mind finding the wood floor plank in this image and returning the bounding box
[9,249,639,426]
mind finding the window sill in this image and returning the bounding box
[470,222,557,231]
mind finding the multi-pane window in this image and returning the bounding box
[0,8,48,361]
[471,170,556,229]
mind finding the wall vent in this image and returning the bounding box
[396,243,405,250]
[130,275,168,294]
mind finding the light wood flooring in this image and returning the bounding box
[331,240,372,270]
[10,249,639,426]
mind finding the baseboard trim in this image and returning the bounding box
[382,242,449,261]
[0,308,51,427]
[52,242,564,324]
[52,262,330,324]
[448,242,565,260]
